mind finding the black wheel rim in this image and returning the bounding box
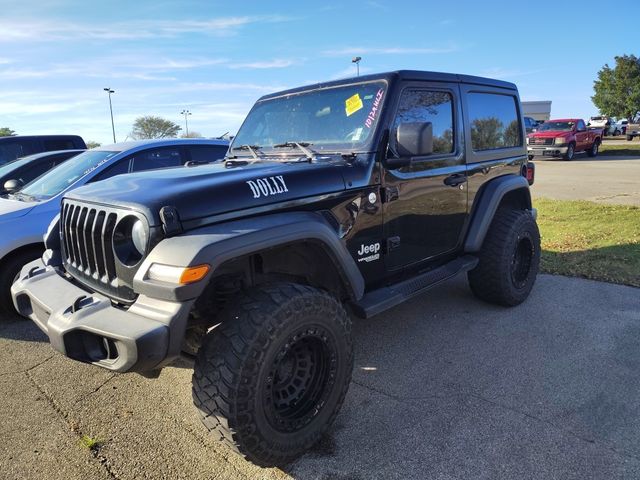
[511,234,534,288]
[264,327,337,433]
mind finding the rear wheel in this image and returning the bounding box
[587,140,600,157]
[563,143,575,160]
[192,283,353,466]
[468,208,540,306]
[0,249,43,317]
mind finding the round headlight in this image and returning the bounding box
[113,216,147,267]
[131,219,147,255]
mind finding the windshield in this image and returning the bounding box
[20,150,118,199]
[538,121,575,132]
[231,80,387,154]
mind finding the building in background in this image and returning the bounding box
[522,101,552,122]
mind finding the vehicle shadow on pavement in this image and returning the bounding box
[286,275,640,479]
[0,314,48,342]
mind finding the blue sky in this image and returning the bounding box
[1,0,638,144]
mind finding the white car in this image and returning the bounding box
[588,116,617,136]
[0,138,229,313]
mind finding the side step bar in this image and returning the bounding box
[351,255,478,319]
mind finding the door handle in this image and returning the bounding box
[444,173,466,187]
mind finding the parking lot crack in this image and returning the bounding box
[74,374,117,404]
[25,370,120,479]
[0,354,56,378]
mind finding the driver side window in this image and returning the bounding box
[391,89,454,157]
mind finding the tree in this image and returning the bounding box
[0,127,16,137]
[130,116,181,139]
[180,131,203,138]
[86,141,101,149]
[592,55,640,121]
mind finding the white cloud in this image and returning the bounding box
[0,15,293,42]
[229,59,297,69]
[322,45,458,57]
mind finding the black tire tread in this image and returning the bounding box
[468,208,540,306]
[192,282,352,466]
[0,249,42,316]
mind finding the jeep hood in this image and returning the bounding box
[65,160,348,226]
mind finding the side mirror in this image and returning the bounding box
[396,122,433,157]
[3,179,22,193]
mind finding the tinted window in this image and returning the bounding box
[392,89,454,156]
[43,139,75,150]
[0,142,25,165]
[468,93,522,151]
[91,158,130,181]
[188,145,228,163]
[577,120,586,131]
[130,148,183,172]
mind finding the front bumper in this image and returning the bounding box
[527,145,568,157]
[11,259,194,373]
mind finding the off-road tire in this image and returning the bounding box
[0,249,42,317]
[192,283,353,467]
[563,142,575,160]
[468,208,540,306]
[587,140,600,157]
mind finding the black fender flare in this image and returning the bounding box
[464,175,532,252]
[133,211,365,302]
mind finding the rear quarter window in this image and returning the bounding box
[468,93,522,151]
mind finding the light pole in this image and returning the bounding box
[103,88,116,143]
[180,109,192,137]
[352,56,362,77]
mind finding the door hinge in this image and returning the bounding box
[387,236,401,252]
[383,186,399,203]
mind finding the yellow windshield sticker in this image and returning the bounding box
[345,93,363,116]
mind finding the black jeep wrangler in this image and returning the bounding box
[13,70,539,466]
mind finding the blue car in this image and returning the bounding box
[0,149,85,195]
[0,138,229,313]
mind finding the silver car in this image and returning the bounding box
[0,138,229,313]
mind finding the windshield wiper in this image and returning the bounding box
[229,144,262,160]
[9,191,38,202]
[272,141,316,161]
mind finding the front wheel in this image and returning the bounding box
[192,283,353,466]
[468,208,540,306]
[628,135,634,142]
[587,140,600,157]
[563,143,575,160]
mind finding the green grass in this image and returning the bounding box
[79,435,102,451]
[536,198,640,287]
[599,141,640,156]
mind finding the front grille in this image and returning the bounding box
[61,200,136,302]
[530,137,554,145]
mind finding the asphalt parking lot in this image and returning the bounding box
[2,273,640,480]
[531,152,640,205]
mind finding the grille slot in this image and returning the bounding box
[60,200,136,301]
[530,137,554,145]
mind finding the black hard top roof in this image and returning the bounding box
[259,70,517,101]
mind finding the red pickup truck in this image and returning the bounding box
[527,118,602,160]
